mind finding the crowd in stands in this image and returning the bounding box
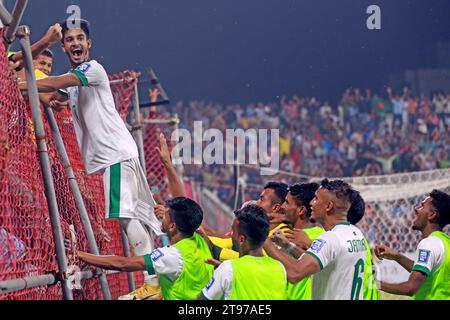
[163,87,450,207]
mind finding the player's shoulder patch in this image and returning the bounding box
[418,249,431,264]
[205,277,215,291]
[76,62,92,74]
[310,239,326,254]
[150,249,165,262]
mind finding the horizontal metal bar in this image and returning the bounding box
[0,274,57,294]
[0,2,12,26]
[0,269,127,295]
[143,118,179,125]
[78,269,121,281]
[109,78,128,85]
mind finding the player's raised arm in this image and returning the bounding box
[19,73,81,93]
[378,271,426,296]
[374,244,414,272]
[156,133,186,197]
[10,24,63,71]
[263,238,320,283]
[78,251,147,272]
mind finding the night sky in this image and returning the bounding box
[6,0,450,104]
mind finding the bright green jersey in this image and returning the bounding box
[363,239,380,300]
[412,231,450,300]
[287,226,325,300]
[230,255,287,300]
[159,233,214,300]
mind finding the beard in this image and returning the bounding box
[231,238,240,252]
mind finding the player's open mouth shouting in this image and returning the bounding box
[71,47,84,61]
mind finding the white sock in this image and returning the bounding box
[120,219,159,286]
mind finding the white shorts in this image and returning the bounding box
[103,158,162,236]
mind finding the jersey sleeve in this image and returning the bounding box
[143,247,183,282]
[209,237,233,249]
[305,231,338,270]
[201,261,233,300]
[70,61,105,87]
[412,237,444,276]
[209,237,239,261]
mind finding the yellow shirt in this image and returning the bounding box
[210,223,292,261]
[34,69,48,80]
[279,137,291,155]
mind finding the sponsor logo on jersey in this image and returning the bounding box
[418,249,431,264]
[205,277,215,291]
[310,239,326,254]
[150,249,164,262]
[76,63,91,74]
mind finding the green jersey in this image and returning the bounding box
[287,226,325,300]
[144,233,214,300]
[363,239,380,300]
[202,255,287,300]
[412,231,450,300]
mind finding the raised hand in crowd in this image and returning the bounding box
[149,88,160,103]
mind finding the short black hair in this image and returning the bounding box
[264,182,288,204]
[429,190,450,228]
[320,179,354,209]
[348,191,365,225]
[166,197,203,237]
[288,183,320,217]
[39,48,54,59]
[61,19,91,42]
[234,205,270,248]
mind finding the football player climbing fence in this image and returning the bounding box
[0,27,177,300]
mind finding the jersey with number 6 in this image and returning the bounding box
[305,222,367,300]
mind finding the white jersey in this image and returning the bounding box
[144,247,183,282]
[412,236,445,276]
[67,60,138,175]
[201,260,234,300]
[305,222,367,300]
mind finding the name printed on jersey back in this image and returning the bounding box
[347,239,366,253]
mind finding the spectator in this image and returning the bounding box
[174,88,449,200]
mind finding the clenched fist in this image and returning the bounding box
[45,23,63,44]
[374,244,399,261]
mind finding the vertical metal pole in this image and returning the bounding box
[43,106,112,300]
[17,25,73,300]
[120,229,135,292]
[233,164,241,210]
[128,82,144,292]
[0,0,13,27]
[4,0,27,47]
[171,114,184,178]
[132,82,146,172]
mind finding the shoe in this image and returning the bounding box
[118,283,163,300]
